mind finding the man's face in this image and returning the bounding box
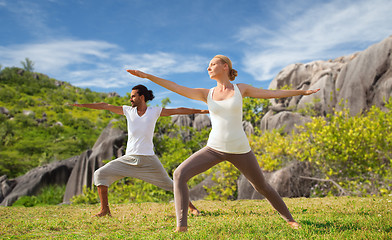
[130,89,144,107]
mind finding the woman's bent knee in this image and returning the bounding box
[173,168,189,183]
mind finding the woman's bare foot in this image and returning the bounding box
[189,208,200,216]
[288,221,301,229]
[175,226,188,232]
[188,202,200,216]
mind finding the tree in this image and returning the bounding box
[161,97,171,108]
[21,58,35,72]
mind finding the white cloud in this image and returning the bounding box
[0,39,126,88]
[152,90,173,101]
[0,40,210,89]
[0,40,117,72]
[120,52,209,76]
[238,0,392,81]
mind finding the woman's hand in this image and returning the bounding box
[127,69,148,78]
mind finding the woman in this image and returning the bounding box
[127,55,319,232]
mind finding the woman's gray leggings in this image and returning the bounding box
[173,146,295,227]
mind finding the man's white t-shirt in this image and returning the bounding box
[122,106,162,155]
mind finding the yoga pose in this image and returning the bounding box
[71,84,207,217]
[127,55,319,232]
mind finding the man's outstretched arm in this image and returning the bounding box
[70,103,124,115]
[160,107,209,117]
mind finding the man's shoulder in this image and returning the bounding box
[123,105,136,113]
[148,106,162,116]
[123,105,135,109]
[148,106,162,110]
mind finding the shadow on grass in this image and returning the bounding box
[199,209,264,217]
[300,219,378,234]
[199,210,229,217]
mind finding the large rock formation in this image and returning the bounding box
[189,161,314,201]
[335,37,392,114]
[171,114,193,128]
[243,36,392,200]
[261,35,392,132]
[237,161,313,200]
[193,114,212,130]
[261,111,311,134]
[0,158,76,206]
[0,121,126,206]
[189,174,216,201]
[63,120,126,203]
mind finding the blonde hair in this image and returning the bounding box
[214,55,238,81]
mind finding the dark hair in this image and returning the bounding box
[132,84,155,102]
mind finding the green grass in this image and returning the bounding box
[1,196,391,239]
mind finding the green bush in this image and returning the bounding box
[204,161,240,200]
[71,178,174,205]
[242,96,270,131]
[13,185,66,207]
[249,99,392,197]
[70,186,100,205]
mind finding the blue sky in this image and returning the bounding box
[1,0,391,109]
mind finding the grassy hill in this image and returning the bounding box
[0,67,129,178]
[1,196,391,239]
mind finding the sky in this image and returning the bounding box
[1,0,392,109]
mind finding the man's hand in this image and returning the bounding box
[69,103,82,107]
[304,89,320,95]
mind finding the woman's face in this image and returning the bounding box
[207,58,227,79]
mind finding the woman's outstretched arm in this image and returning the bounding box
[127,70,209,103]
[238,83,320,99]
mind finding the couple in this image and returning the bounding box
[75,55,319,232]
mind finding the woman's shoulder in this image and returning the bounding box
[236,83,249,88]
[235,83,250,95]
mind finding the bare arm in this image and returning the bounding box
[70,103,124,115]
[238,83,320,99]
[160,108,209,117]
[127,70,209,103]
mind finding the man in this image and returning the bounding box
[72,84,207,217]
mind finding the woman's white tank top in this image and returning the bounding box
[206,84,251,154]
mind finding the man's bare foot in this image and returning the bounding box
[175,226,188,232]
[288,221,301,229]
[93,210,111,217]
[189,208,200,216]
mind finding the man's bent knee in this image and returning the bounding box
[93,168,109,186]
